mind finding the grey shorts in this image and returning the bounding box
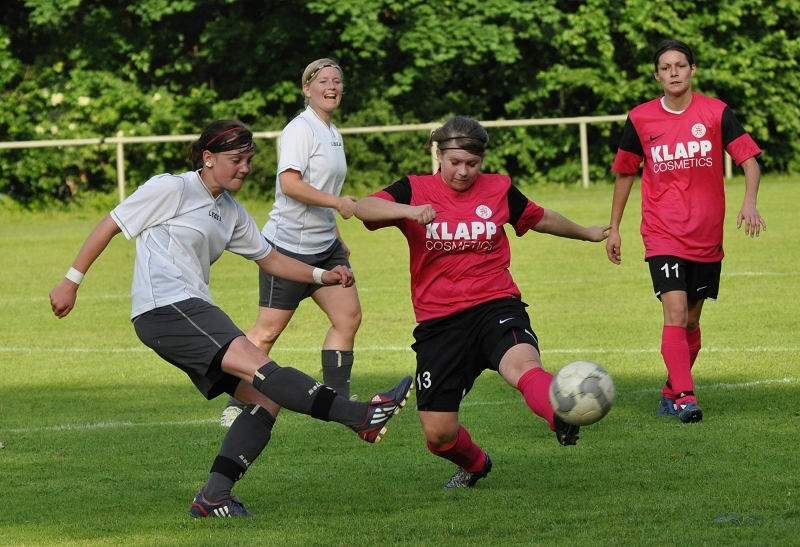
[132,298,243,400]
[258,239,351,310]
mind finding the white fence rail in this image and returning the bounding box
[0,114,733,203]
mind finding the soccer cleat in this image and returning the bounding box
[442,452,493,489]
[351,375,413,443]
[190,490,253,518]
[219,404,244,428]
[678,401,703,423]
[553,414,580,446]
[657,396,679,417]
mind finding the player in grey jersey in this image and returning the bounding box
[49,119,412,518]
[221,58,362,426]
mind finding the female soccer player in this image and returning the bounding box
[606,39,766,423]
[221,58,361,426]
[49,120,412,517]
[353,116,609,489]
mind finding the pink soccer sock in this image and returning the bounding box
[426,425,486,473]
[687,326,702,368]
[517,367,555,430]
[661,326,696,404]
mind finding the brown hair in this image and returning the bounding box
[188,120,256,169]
[426,116,489,156]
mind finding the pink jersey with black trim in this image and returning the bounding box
[612,93,761,262]
[364,172,545,322]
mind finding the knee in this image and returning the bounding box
[247,325,282,348]
[425,430,457,449]
[332,308,362,335]
[664,309,688,327]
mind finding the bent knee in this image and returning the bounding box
[247,326,283,347]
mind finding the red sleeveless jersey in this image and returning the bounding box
[612,93,761,262]
[364,172,544,322]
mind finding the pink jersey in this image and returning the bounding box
[364,172,545,322]
[612,93,761,262]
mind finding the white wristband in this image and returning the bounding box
[65,267,85,286]
[312,267,326,285]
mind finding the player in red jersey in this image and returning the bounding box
[354,116,610,489]
[606,39,766,423]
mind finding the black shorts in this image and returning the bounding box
[132,298,243,400]
[412,298,539,412]
[258,239,351,310]
[647,255,722,302]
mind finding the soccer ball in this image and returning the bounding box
[549,360,615,426]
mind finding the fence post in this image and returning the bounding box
[116,141,125,203]
[579,121,590,189]
[725,151,732,179]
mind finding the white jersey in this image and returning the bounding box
[261,106,347,254]
[110,170,271,318]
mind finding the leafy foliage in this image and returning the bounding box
[1,0,799,204]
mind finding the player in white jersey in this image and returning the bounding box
[49,120,412,518]
[220,59,361,426]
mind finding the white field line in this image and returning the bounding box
[3,378,797,434]
[2,345,799,354]
[4,418,217,434]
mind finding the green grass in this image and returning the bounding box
[1,177,799,546]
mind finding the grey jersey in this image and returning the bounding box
[111,170,271,318]
[262,106,347,254]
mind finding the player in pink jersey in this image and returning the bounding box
[354,116,610,489]
[606,39,766,423]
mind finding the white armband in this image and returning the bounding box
[312,267,326,285]
[65,267,85,286]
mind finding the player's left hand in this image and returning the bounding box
[737,203,766,237]
[322,264,355,288]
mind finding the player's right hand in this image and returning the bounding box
[407,204,436,225]
[606,231,622,265]
[50,280,78,318]
[337,196,357,219]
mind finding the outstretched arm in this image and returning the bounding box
[532,209,610,242]
[606,173,635,265]
[50,215,122,318]
[354,196,436,225]
[737,157,766,237]
[255,250,355,288]
[280,169,357,219]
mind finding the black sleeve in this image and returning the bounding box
[507,184,531,226]
[721,106,749,148]
[617,116,643,156]
[382,176,412,205]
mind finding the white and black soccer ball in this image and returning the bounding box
[549,360,615,426]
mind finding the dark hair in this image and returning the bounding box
[426,116,489,156]
[188,120,256,169]
[653,39,695,70]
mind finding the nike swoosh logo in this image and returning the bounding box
[696,286,707,291]
[649,133,665,142]
[499,318,513,324]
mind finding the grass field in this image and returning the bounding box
[1,178,798,546]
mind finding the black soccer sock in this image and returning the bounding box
[321,349,354,399]
[202,404,275,501]
[252,361,367,427]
